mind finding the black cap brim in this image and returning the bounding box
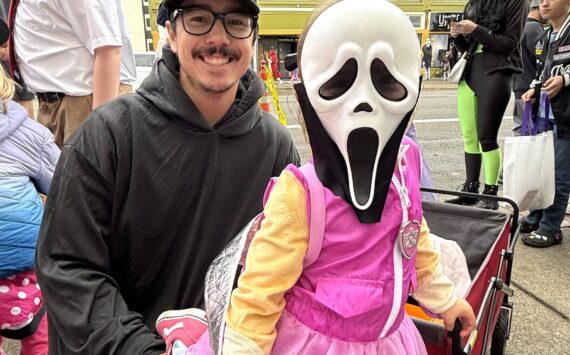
[163,0,259,15]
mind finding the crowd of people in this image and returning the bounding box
[0,0,568,354]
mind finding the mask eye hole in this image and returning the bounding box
[371,59,407,101]
[319,58,358,100]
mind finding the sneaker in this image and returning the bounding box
[156,308,207,354]
[521,229,563,248]
[519,220,539,234]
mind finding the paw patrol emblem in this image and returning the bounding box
[399,220,420,259]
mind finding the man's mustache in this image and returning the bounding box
[192,46,240,60]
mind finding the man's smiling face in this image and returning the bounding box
[166,0,254,94]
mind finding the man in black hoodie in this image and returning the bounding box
[35,0,300,353]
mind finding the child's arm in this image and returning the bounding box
[414,218,475,336]
[413,218,457,314]
[224,170,309,354]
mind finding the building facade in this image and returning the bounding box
[256,0,468,78]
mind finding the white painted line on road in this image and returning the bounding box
[288,117,514,128]
[415,116,513,123]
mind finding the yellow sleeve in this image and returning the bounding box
[413,218,457,314]
[225,170,309,354]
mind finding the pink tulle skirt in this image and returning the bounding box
[271,310,427,355]
[186,310,427,354]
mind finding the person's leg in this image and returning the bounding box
[0,335,5,355]
[37,98,65,148]
[472,69,511,186]
[466,56,512,209]
[512,98,525,136]
[59,95,93,145]
[19,314,48,355]
[534,136,570,241]
[445,80,482,205]
[523,209,543,232]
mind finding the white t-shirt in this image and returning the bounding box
[14,0,137,95]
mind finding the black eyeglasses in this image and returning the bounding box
[173,7,257,39]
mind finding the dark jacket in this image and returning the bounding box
[513,18,546,97]
[422,44,433,65]
[36,47,300,354]
[535,14,570,138]
[453,0,527,75]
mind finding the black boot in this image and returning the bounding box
[445,180,480,205]
[474,184,499,210]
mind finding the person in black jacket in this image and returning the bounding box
[34,0,300,353]
[520,0,570,247]
[445,0,527,210]
[422,38,433,80]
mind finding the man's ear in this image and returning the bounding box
[166,20,178,54]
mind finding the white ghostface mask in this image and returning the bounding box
[300,0,421,211]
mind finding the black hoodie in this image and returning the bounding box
[36,48,299,354]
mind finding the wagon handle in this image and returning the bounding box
[459,277,513,355]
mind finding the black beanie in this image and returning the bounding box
[0,19,8,45]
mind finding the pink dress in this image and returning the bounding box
[271,136,426,354]
[189,136,426,354]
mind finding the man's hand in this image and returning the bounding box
[522,88,536,103]
[440,298,476,338]
[543,76,564,99]
[450,20,478,36]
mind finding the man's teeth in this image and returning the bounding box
[203,56,230,65]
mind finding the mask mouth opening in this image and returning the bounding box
[347,127,379,208]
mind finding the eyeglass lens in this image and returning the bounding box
[182,8,254,39]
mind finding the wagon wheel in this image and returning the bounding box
[490,306,511,355]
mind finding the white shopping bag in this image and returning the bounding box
[503,130,555,211]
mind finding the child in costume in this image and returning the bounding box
[0,58,60,353]
[156,1,475,354]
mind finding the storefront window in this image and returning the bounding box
[430,12,465,32]
[428,34,451,68]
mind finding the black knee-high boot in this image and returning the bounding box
[445,152,482,205]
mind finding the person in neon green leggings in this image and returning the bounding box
[445,0,527,209]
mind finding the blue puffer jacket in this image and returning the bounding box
[0,101,60,278]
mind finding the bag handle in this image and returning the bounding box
[522,95,551,137]
[522,101,533,136]
[299,164,326,268]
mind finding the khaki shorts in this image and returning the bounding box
[37,84,132,148]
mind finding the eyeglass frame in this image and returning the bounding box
[171,6,258,40]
